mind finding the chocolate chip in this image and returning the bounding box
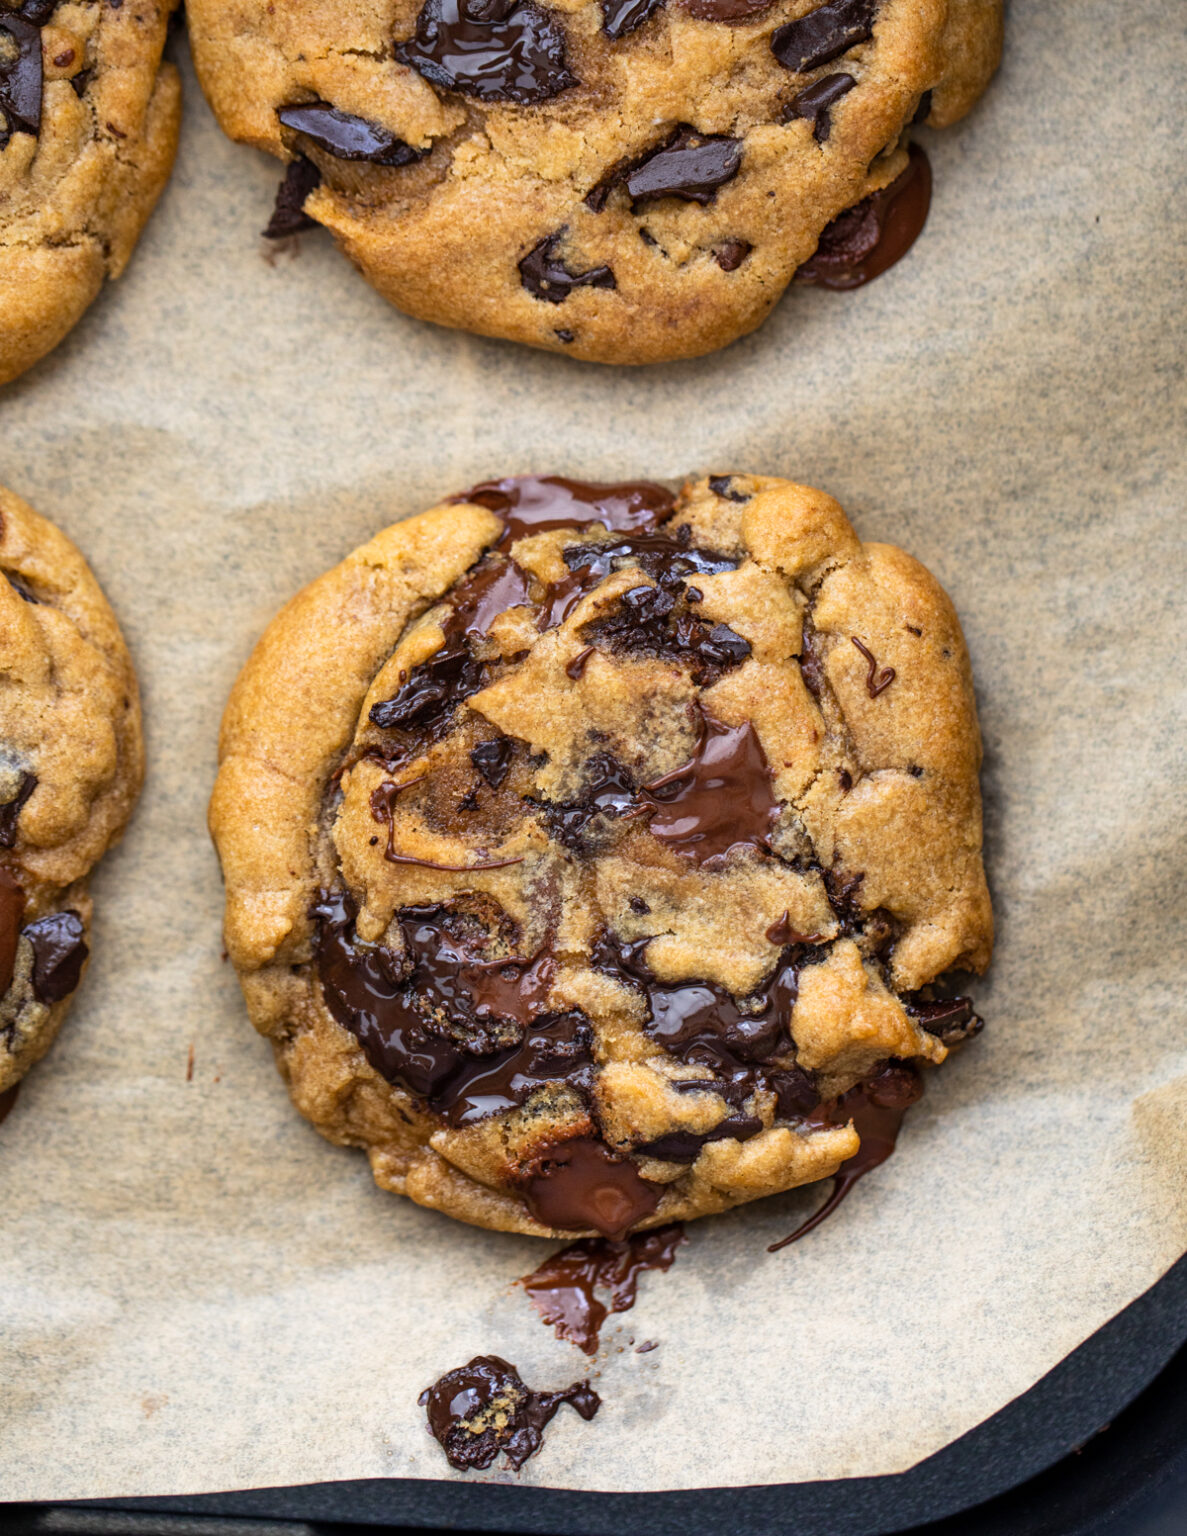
[0,868,25,996]
[554,327,575,343]
[601,0,664,37]
[628,896,650,914]
[370,637,483,734]
[771,0,876,73]
[263,156,321,239]
[713,239,752,271]
[793,142,931,290]
[276,102,423,166]
[624,127,742,206]
[708,475,747,502]
[19,0,57,24]
[0,13,43,143]
[519,231,616,304]
[0,771,36,849]
[522,1135,660,1237]
[683,0,774,18]
[25,910,87,1004]
[470,736,514,789]
[69,66,91,97]
[543,753,639,850]
[904,992,982,1044]
[421,1356,599,1471]
[580,582,750,685]
[396,0,577,105]
[784,72,855,142]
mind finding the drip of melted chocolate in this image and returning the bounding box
[395,0,577,104]
[0,867,25,996]
[0,1083,18,1125]
[0,771,35,848]
[521,1135,661,1237]
[521,1223,685,1353]
[25,912,87,1003]
[794,142,932,291]
[458,474,675,546]
[768,1060,923,1251]
[276,102,423,166]
[637,708,780,862]
[313,892,594,1126]
[420,1355,600,1471]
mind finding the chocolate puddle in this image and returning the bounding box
[768,1060,923,1251]
[794,142,932,291]
[420,1355,599,1471]
[521,1224,685,1353]
[638,708,780,861]
[521,1135,661,1237]
[458,474,675,545]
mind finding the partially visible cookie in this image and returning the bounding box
[187,0,1001,363]
[210,472,991,1239]
[0,485,143,1094]
[0,0,181,388]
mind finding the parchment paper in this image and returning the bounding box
[1,0,1184,1502]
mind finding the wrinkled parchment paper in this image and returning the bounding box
[1,0,1184,1501]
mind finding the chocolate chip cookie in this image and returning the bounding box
[0,0,181,388]
[0,485,143,1096]
[211,474,991,1238]
[187,0,1000,363]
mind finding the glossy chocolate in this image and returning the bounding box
[794,141,932,290]
[905,992,982,1044]
[768,1060,923,1251]
[521,1223,685,1353]
[0,771,36,849]
[543,754,641,849]
[771,0,876,73]
[396,0,577,105]
[579,582,750,683]
[601,0,663,37]
[263,156,320,239]
[420,1355,599,1471]
[624,128,742,206]
[851,635,895,696]
[638,709,779,862]
[714,239,752,271]
[0,12,43,144]
[519,232,616,304]
[470,736,514,788]
[0,867,25,996]
[522,1135,661,1237]
[784,72,855,142]
[25,911,87,1004]
[460,474,675,546]
[277,102,422,166]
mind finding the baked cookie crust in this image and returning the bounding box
[0,0,181,388]
[0,484,144,1094]
[188,0,1001,363]
[210,473,991,1238]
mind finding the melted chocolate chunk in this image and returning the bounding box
[25,911,87,1004]
[904,991,982,1044]
[784,72,855,142]
[277,102,423,166]
[708,475,748,502]
[313,892,594,1126]
[851,635,895,696]
[369,636,484,736]
[450,555,536,638]
[421,1356,599,1472]
[546,523,737,627]
[769,1060,922,1250]
[638,709,779,862]
[19,0,57,24]
[601,0,664,36]
[798,618,826,701]
[521,1224,685,1353]
[765,911,822,946]
[519,231,616,304]
[470,736,515,789]
[683,0,774,17]
[263,156,321,239]
[624,127,742,206]
[0,771,36,848]
[459,475,675,546]
[637,1115,762,1162]
[396,0,577,104]
[543,753,639,849]
[0,1083,17,1126]
[0,867,25,996]
[0,12,42,144]
[579,584,750,684]
[794,141,931,289]
[771,0,876,73]
[714,239,752,271]
[522,1134,661,1237]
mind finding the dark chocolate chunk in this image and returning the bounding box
[708,475,748,502]
[783,71,855,142]
[554,327,575,343]
[0,867,25,996]
[579,582,750,685]
[6,572,40,604]
[522,1134,661,1237]
[276,102,423,166]
[637,1117,762,1162]
[624,126,742,206]
[396,0,577,105]
[683,0,774,17]
[262,156,321,239]
[713,239,752,271]
[543,753,640,849]
[769,1060,922,1250]
[470,736,515,789]
[794,141,931,289]
[0,13,43,143]
[521,1223,684,1353]
[420,1356,599,1472]
[0,771,36,848]
[771,0,876,73]
[904,992,982,1044]
[519,231,616,304]
[19,0,57,24]
[369,636,483,735]
[601,0,664,37]
[458,474,675,545]
[25,910,87,1004]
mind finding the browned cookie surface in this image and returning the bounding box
[0,0,181,387]
[187,0,1001,363]
[0,484,143,1094]
[210,473,991,1236]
